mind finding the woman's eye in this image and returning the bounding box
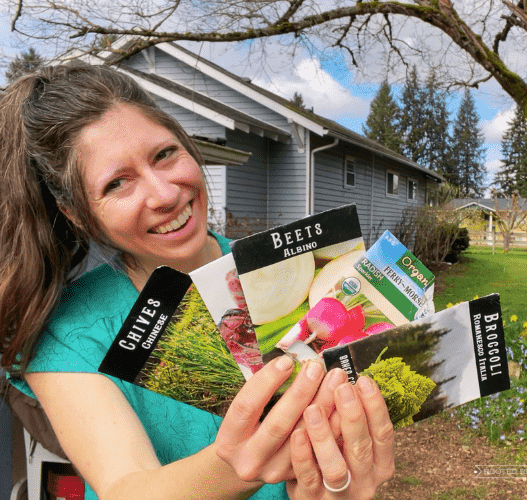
[104,178,125,194]
[155,147,177,162]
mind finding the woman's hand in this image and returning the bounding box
[287,375,395,500]
[215,355,339,484]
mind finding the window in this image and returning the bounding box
[408,178,418,201]
[386,171,399,197]
[344,155,355,187]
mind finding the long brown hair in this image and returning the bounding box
[0,63,204,373]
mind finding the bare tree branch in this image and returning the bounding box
[6,0,527,113]
[10,0,24,31]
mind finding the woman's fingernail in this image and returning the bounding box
[305,405,322,425]
[276,355,294,371]
[358,376,375,396]
[306,360,323,380]
[328,368,347,390]
[337,383,356,406]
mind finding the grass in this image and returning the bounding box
[433,246,527,316]
[400,476,422,486]
[433,246,527,453]
[428,485,488,499]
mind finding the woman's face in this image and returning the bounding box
[78,104,209,273]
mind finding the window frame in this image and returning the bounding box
[343,155,356,189]
[407,177,418,202]
[386,170,399,198]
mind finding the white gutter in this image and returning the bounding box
[308,138,339,215]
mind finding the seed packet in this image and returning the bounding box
[190,253,264,380]
[98,266,246,417]
[229,204,367,367]
[323,294,510,429]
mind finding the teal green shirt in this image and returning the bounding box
[10,233,287,500]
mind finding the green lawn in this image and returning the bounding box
[433,246,527,317]
[433,246,527,454]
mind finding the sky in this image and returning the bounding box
[0,10,519,196]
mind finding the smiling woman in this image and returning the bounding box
[77,103,216,286]
[0,64,394,500]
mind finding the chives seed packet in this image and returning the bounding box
[323,294,510,430]
[98,266,247,417]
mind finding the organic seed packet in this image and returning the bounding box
[323,294,510,429]
[343,229,435,326]
[99,266,247,417]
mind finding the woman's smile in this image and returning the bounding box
[150,203,192,234]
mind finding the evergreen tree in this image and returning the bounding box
[290,91,306,109]
[362,79,402,153]
[399,66,427,164]
[448,89,487,196]
[420,70,451,174]
[5,47,45,83]
[494,105,527,197]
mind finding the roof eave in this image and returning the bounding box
[325,129,444,182]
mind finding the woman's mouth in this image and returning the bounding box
[151,204,192,234]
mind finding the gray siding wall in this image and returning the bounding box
[124,56,227,139]
[313,146,429,247]
[204,165,227,234]
[267,139,309,226]
[126,49,291,131]
[223,133,308,230]
[224,130,269,226]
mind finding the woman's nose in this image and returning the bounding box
[143,170,180,210]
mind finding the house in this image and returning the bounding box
[81,40,444,245]
[450,197,527,226]
[449,197,527,247]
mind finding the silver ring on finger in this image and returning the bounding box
[323,469,351,493]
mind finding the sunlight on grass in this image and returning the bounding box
[433,247,527,316]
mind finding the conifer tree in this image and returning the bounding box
[399,67,427,164]
[5,47,45,83]
[363,79,402,154]
[494,105,527,197]
[420,70,451,174]
[448,89,487,197]
[290,91,306,109]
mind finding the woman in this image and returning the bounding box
[0,64,394,500]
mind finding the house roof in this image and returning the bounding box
[120,66,291,144]
[153,42,444,182]
[449,198,527,212]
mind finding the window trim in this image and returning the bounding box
[407,177,418,202]
[386,170,399,198]
[343,155,356,189]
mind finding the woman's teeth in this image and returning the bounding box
[153,205,192,234]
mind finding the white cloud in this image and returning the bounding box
[250,57,371,120]
[481,107,515,143]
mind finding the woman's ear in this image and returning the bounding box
[58,204,81,228]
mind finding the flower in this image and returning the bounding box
[523,321,527,328]
[446,303,454,308]
[473,295,479,300]
[511,315,518,322]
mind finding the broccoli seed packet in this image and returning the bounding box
[323,294,510,429]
